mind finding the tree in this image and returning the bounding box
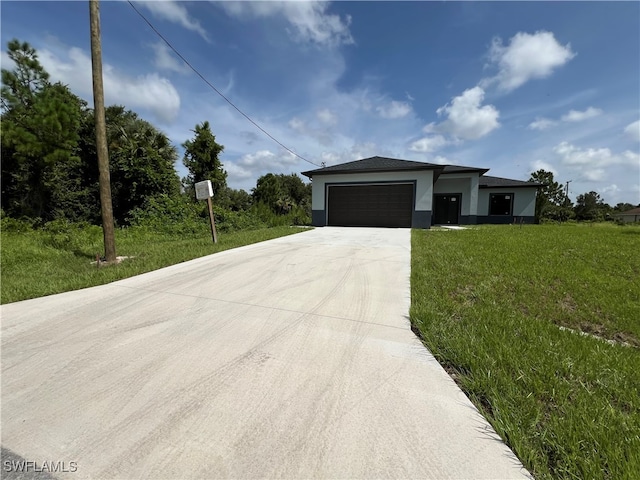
[252,173,282,211]
[614,202,635,213]
[277,174,311,207]
[182,121,227,199]
[574,191,610,221]
[1,39,181,226]
[529,169,566,223]
[77,106,181,223]
[252,173,311,214]
[223,187,253,211]
[1,39,85,221]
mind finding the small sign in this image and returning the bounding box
[195,180,213,200]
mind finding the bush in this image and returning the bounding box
[250,202,310,227]
[126,194,290,236]
[211,206,266,233]
[126,194,207,236]
[1,211,36,232]
[41,219,103,252]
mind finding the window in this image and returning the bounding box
[489,193,513,216]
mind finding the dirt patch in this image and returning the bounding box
[450,285,478,308]
[558,294,577,313]
[90,255,134,267]
[558,325,637,349]
[613,331,640,348]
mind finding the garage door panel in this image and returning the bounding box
[327,184,413,227]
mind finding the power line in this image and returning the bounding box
[126,1,320,167]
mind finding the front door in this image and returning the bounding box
[434,194,460,224]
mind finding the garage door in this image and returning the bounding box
[327,183,413,227]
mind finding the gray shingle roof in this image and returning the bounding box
[441,165,489,174]
[479,176,541,188]
[301,156,539,189]
[301,156,444,177]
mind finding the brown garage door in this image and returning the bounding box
[327,184,413,227]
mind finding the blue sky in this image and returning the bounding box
[2,1,639,204]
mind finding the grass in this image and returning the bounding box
[410,223,640,479]
[1,224,305,304]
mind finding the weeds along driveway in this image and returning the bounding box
[1,227,530,479]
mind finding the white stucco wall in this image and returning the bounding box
[477,188,537,216]
[311,170,434,211]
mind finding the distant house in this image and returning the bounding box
[301,156,540,228]
[613,207,640,223]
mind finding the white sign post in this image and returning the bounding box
[195,180,218,244]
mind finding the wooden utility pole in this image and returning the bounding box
[90,0,116,262]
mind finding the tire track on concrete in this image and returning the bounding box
[91,254,358,477]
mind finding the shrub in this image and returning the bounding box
[126,194,207,236]
[1,210,36,232]
[40,219,103,252]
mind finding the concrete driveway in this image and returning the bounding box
[1,227,530,479]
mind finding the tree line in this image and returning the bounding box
[1,39,311,228]
[529,170,637,223]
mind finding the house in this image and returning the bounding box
[612,207,640,223]
[301,156,540,228]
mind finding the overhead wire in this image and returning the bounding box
[126,1,321,167]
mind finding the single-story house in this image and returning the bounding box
[612,207,640,223]
[301,156,540,228]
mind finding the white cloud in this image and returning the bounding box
[38,46,180,123]
[485,31,575,92]
[422,122,437,134]
[409,135,449,153]
[528,117,557,131]
[227,149,300,182]
[623,150,640,165]
[218,1,353,48]
[316,108,337,126]
[530,160,558,175]
[239,149,297,167]
[140,1,208,40]
[435,87,500,140]
[318,142,388,166]
[288,115,333,146]
[599,184,620,196]
[561,107,603,122]
[528,107,603,132]
[376,100,412,119]
[432,155,454,165]
[150,42,189,74]
[288,117,306,133]
[320,151,340,165]
[553,142,639,181]
[624,120,640,142]
[584,169,607,181]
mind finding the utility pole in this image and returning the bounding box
[90,0,116,262]
[565,180,572,202]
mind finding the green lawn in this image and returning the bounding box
[411,223,640,479]
[1,224,304,304]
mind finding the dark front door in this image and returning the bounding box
[327,183,413,227]
[434,194,460,224]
